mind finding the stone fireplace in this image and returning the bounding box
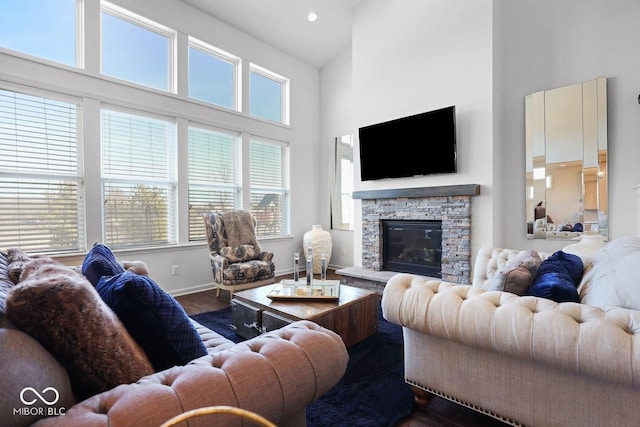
[337,184,480,293]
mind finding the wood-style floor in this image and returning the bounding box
[175,271,508,427]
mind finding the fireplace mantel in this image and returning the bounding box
[352,184,480,200]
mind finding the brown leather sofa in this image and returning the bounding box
[0,250,349,427]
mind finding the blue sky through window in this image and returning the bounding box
[101,11,170,91]
[188,46,234,109]
[250,72,282,123]
[0,0,76,66]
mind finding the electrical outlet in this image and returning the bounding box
[171,265,179,275]
[341,248,346,256]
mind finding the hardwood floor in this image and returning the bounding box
[175,271,509,427]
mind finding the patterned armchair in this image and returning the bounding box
[203,210,275,297]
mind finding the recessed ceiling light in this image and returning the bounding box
[307,12,318,22]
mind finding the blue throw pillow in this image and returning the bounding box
[526,251,583,303]
[96,272,207,371]
[82,244,125,287]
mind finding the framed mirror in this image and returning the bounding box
[330,134,354,231]
[525,77,608,240]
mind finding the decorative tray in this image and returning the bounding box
[267,279,341,301]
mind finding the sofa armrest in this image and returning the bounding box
[32,321,349,427]
[382,273,640,388]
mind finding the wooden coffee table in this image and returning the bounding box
[231,283,379,347]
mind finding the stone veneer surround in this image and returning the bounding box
[353,185,480,284]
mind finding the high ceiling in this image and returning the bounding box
[180,0,363,68]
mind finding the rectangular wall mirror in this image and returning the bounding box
[330,134,354,231]
[525,77,608,240]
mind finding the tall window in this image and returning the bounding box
[0,0,79,67]
[249,64,289,125]
[250,138,289,236]
[101,2,175,92]
[101,109,177,248]
[187,126,241,241]
[0,88,84,253]
[188,38,239,110]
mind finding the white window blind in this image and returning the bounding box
[250,138,289,236]
[187,126,240,241]
[0,88,85,253]
[101,109,177,248]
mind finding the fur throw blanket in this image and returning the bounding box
[222,210,262,252]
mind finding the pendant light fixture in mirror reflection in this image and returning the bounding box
[525,77,608,240]
[330,134,354,231]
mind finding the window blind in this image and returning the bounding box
[187,126,240,241]
[0,89,84,253]
[101,109,176,247]
[250,139,289,236]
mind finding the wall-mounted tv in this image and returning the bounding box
[358,105,457,181]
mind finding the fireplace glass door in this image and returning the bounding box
[382,220,442,277]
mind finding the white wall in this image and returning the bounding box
[494,0,640,252]
[350,0,495,265]
[0,0,322,294]
[320,46,355,269]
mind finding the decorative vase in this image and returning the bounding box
[303,225,332,274]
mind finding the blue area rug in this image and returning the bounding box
[191,305,414,427]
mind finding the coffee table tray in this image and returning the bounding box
[267,280,341,301]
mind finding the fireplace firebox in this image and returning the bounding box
[382,220,442,277]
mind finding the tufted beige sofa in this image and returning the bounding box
[382,238,640,427]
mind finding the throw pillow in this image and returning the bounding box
[81,243,125,287]
[0,251,14,316]
[6,247,33,284]
[487,250,542,295]
[526,251,583,303]
[96,271,208,371]
[221,210,262,251]
[220,244,258,263]
[5,261,154,401]
[580,236,640,310]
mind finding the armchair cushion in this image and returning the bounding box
[96,271,208,371]
[220,244,259,263]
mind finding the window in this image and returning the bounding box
[250,138,289,236]
[187,126,241,241]
[188,38,239,110]
[0,88,84,253]
[249,64,289,124]
[0,0,79,67]
[101,109,177,248]
[101,2,175,92]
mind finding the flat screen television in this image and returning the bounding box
[358,105,457,181]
